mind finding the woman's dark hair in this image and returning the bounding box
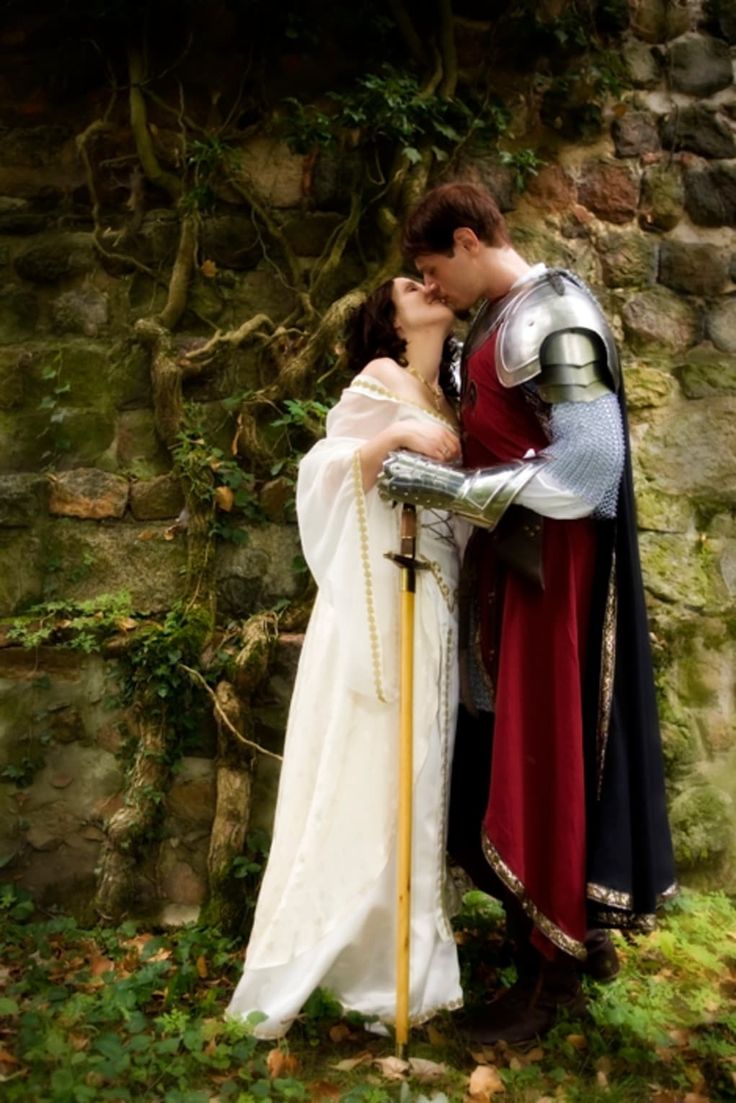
[343,279,459,402]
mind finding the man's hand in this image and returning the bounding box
[377,450,463,508]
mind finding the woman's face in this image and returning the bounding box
[391,277,454,339]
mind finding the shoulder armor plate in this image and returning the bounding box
[496,269,620,393]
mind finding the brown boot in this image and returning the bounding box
[581,929,620,983]
[464,952,586,1046]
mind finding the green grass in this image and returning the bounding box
[0,883,734,1102]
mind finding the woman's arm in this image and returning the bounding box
[358,420,461,492]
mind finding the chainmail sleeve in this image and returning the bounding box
[518,392,625,520]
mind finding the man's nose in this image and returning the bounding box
[423,276,440,298]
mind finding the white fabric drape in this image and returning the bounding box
[225,378,465,1038]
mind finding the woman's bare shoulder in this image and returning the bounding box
[358,357,405,386]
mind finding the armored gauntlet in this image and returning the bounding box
[377,451,547,530]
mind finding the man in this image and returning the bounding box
[378,181,676,1044]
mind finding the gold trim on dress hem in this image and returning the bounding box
[587,879,679,911]
[481,828,587,961]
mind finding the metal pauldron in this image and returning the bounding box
[377,451,547,531]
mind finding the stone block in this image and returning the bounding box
[0,347,30,409]
[230,137,305,209]
[659,240,730,296]
[136,209,180,266]
[51,288,109,337]
[0,285,39,342]
[0,474,48,527]
[0,407,117,474]
[311,148,363,211]
[622,33,662,87]
[621,286,699,350]
[630,0,691,42]
[216,522,302,618]
[114,409,171,475]
[199,213,261,269]
[129,474,184,520]
[611,111,661,158]
[639,532,727,609]
[710,0,736,43]
[635,484,693,532]
[577,162,639,224]
[639,163,686,232]
[165,757,216,826]
[668,34,734,97]
[42,519,187,612]
[226,269,300,326]
[280,211,344,257]
[523,165,576,211]
[623,362,677,407]
[48,469,129,520]
[14,233,96,284]
[637,394,736,504]
[598,229,658,287]
[0,530,44,613]
[660,106,736,160]
[683,160,736,227]
[706,296,736,351]
[675,344,736,396]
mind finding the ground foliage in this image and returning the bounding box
[1,885,734,1102]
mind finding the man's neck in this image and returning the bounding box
[480,246,532,302]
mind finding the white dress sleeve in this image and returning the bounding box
[296,387,403,703]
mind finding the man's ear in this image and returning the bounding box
[453,227,481,253]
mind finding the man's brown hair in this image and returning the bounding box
[402,181,511,259]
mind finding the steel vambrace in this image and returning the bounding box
[377,451,548,530]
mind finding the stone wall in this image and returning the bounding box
[0,0,735,919]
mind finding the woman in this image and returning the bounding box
[225,277,465,1038]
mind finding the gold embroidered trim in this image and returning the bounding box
[352,450,387,704]
[587,879,679,911]
[425,559,458,613]
[481,828,587,961]
[436,627,455,941]
[596,549,618,798]
[349,377,459,432]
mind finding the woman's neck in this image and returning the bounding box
[404,330,447,382]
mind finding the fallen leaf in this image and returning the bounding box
[409,1057,448,1081]
[116,617,138,631]
[467,1063,505,1099]
[526,1047,544,1063]
[136,530,157,541]
[0,1050,18,1065]
[566,1033,587,1050]
[374,1055,410,1080]
[683,1095,710,1103]
[195,955,208,979]
[89,955,115,976]
[200,259,217,278]
[596,1070,609,1089]
[308,1082,341,1101]
[330,1051,373,1072]
[68,1034,90,1052]
[214,485,234,512]
[266,1047,298,1079]
[328,1023,352,1043]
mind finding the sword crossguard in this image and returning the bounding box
[384,551,430,571]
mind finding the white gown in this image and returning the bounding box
[225,377,465,1039]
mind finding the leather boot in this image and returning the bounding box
[581,929,620,983]
[464,950,586,1046]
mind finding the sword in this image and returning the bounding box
[385,503,428,1059]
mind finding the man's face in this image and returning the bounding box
[415,245,482,313]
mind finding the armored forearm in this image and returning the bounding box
[377,451,547,530]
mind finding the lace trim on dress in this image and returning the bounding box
[349,377,458,432]
[352,450,387,703]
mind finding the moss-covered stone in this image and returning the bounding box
[637,396,736,504]
[669,782,733,867]
[639,532,727,611]
[0,529,45,613]
[113,409,171,475]
[0,285,39,342]
[623,362,677,408]
[14,233,96,284]
[675,345,736,398]
[597,229,657,288]
[43,519,187,611]
[639,164,685,233]
[622,287,699,352]
[215,522,301,618]
[635,484,692,533]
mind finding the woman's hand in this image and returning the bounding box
[393,419,461,463]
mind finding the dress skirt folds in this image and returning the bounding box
[225,378,465,1039]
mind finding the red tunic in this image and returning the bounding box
[462,331,597,959]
